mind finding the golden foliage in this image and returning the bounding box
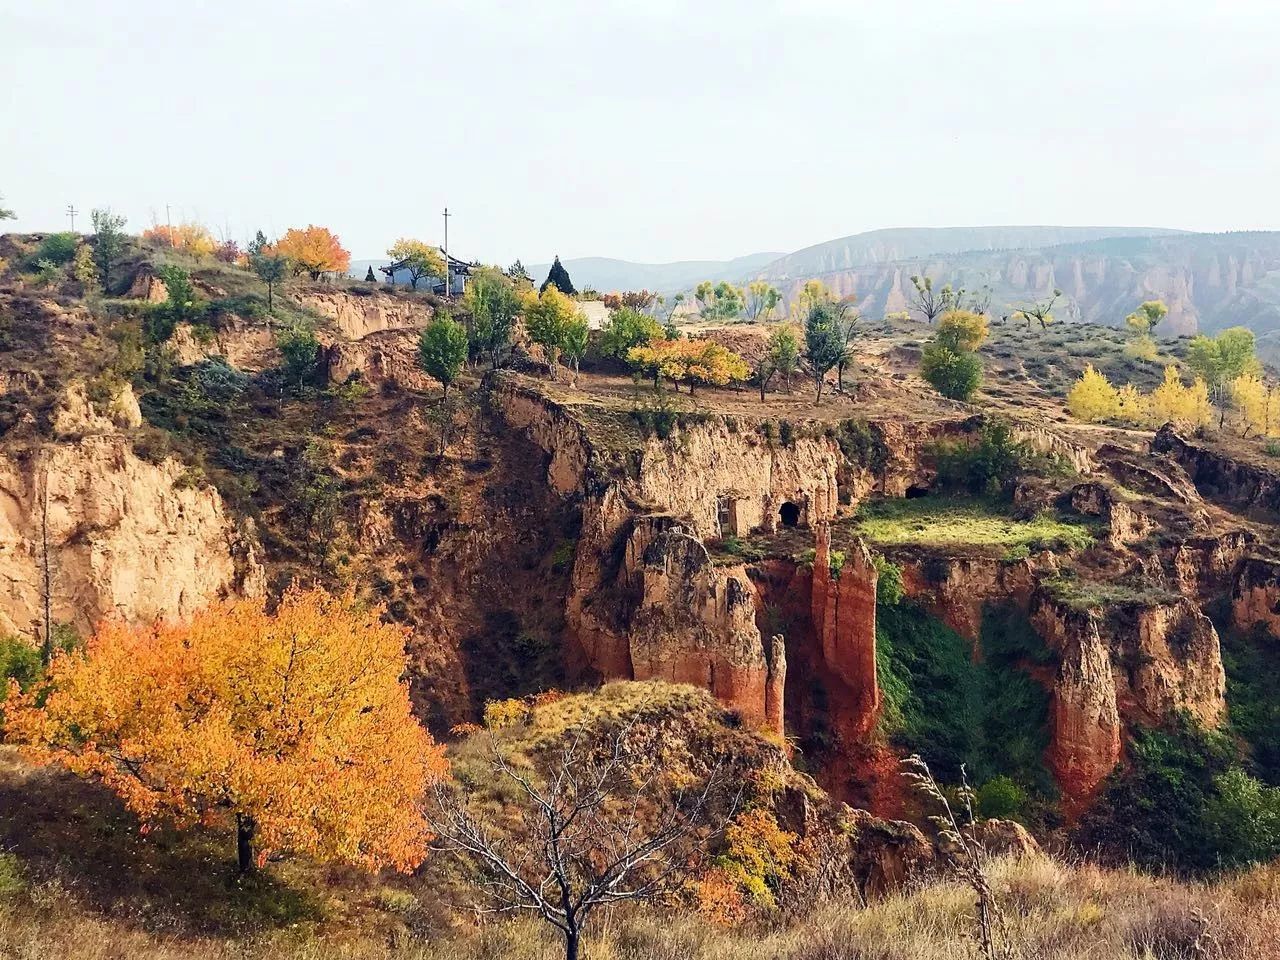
[696,807,807,921]
[275,225,352,278]
[142,223,216,258]
[1066,365,1211,430]
[1230,373,1280,437]
[627,338,750,391]
[936,309,989,352]
[1149,365,1212,429]
[4,587,445,873]
[789,278,832,321]
[1115,383,1149,425]
[1065,365,1120,422]
[483,698,529,730]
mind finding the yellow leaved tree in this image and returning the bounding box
[1066,365,1120,423]
[1230,373,1280,438]
[1149,365,1212,429]
[4,587,446,874]
[627,338,750,395]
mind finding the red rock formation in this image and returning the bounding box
[811,522,880,735]
[1031,599,1122,814]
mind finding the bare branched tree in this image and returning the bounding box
[1012,289,1062,331]
[902,754,1007,960]
[908,274,945,324]
[429,721,735,960]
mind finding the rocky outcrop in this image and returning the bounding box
[898,552,1038,641]
[975,819,1041,858]
[324,329,436,391]
[52,381,142,437]
[1125,601,1225,726]
[811,523,879,733]
[843,808,935,898]
[622,516,782,735]
[1232,556,1280,639]
[126,268,169,303]
[1152,424,1280,513]
[1031,591,1227,813]
[170,319,276,371]
[0,437,264,638]
[1031,598,1122,812]
[296,289,434,340]
[1067,481,1154,548]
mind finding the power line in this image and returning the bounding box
[65,204,78,231]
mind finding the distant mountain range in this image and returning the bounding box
[354,226,1280,347]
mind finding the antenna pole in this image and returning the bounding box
[442,206,451,298]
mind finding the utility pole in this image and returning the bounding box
[65,204,78,232]
[166,203,174,245]
[442,206,451,299]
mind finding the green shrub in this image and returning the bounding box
[872,555,904,606]
[931,418,1032,496]
[920,341,982,400]
[550,538,577,573]
[778,419,795,448]
[1220,624,1280,784]
[1075,717,1278,872]
[827,549,845,580]
[977,775,1028,820]
[0,634,42,692]
[876,603,1054,810]
[837,419,889,473]
[0,853,25,897]
[34,232,79,265]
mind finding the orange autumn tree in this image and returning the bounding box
[274,225,351,279]
[5,586,446,875]
[141,222,217,258]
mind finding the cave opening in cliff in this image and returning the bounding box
[905,485,929,499]
[779,501,801,527]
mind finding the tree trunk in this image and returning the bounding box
[837,362,845,393]
[40,478,53,666]
[564,928,580,960]
[815,375,824,405]
[759,378,766,402]
[236,814,256,875]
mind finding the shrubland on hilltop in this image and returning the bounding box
[1,219,1279,960]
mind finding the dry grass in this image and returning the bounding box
[1,854,1278,959]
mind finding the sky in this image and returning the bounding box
[3,0,1279,266]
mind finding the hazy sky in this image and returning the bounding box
[3,0,1278,265]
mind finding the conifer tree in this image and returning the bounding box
[365,265,376,283]
[540,255,577,296]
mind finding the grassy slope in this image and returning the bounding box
[855,497,1096,553]
[1,846,1277,959]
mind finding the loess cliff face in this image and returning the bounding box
[492,377,974,742]
[492,377,1274,819]
[8,245,1280,836]
[0,434,263,637]
[295,288,434,340]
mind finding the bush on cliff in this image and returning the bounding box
[1076,717,1280,873]
[1220,623,1280,785]
[875,603,1054,822]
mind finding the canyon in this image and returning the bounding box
[3,265,1279,843]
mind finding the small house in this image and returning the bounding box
[379,248,472,296]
